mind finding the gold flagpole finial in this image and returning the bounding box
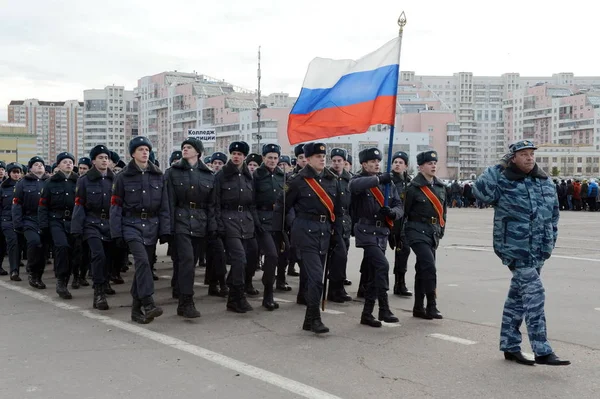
[398,11,407,35]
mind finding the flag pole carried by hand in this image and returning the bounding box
[383,12,407,206]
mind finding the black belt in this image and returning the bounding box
[357,218,387,227]
[88,210,109,220]
[408,215,439,224]
[178,202,207,210]
[221,205,247,212]
[256,204,274,211]
[296,212,330,223]
[51,210,72,220]
[124,211,157,219]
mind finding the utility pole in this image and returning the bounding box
[256,45,262,153]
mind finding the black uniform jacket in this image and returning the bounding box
[71,167,114,241]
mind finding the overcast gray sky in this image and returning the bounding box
[2,0,599,121]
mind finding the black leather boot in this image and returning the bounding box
[71,274,81,289]
[245,275,260,297]
[177,294,201,318]
[394,273,412,297]
[377,292,399,323]
[302,307,312,331]
[104,281,116,295]
[227,287,247,313]
[262,286,279,311]
[219,277,229,297]
[238,290,254,312]
[413,285,431,319]
[309,306,329,334]
[93,285,109,310]
[208,283,221,297]
[131,297,152,324]
[425,293,443,319]
[360,299,382,328]
[37,276,46,289]
[79,275,90,287]
[141,296,163,319]
[56,279,73,299]
[110,274,124,284]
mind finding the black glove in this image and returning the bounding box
[159,234,172,244]
[255,224,265,235]
[378,173,393,185]
[378,206,396,219]
[115,237,127,249]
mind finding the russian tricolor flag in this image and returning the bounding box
[288,37,400,145]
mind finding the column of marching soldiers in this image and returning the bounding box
[0,136,446,332]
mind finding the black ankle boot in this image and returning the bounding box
[56,279,73,299]
[377,292,399,323]
[177,294,201,318]
[412,285,431,319]
[71,275,81,289]
[104,281,116,295]
[227,287,247,313]
[361,299,382,327]
[396,273,412,297]
[131,297,152,324]
[141,296,163,319]
[262,286,279,311]
[93,285,109,310]
[245,276,260,297]
[425,293,443,319]
[309,306,329,334]
[238,290,254,312]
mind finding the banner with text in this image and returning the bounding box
[187,129,216,141]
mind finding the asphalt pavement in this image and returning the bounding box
[0,208,598,398]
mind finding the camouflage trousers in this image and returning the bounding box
[499,267,553,356]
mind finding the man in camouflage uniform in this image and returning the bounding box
[473,140,570,366]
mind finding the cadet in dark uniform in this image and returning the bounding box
[12,157,50,289]
[110,136,171,324]
[286,144,307,283]
[345,155,354,174]
[71,145,114,310]
[211,152,227,173]
[326,148,352,303]
[77,157,92,176]
[278,155,292,174]
[38,152,79,299]
[215,141,257,313]
[390,151,413,297]
[253,143,285,310]
[246,153,262,174]
[169,150,183,166]
[349,148,402,327]
[166,137,216,318]
[404,150,446,319]
[273,142,338,334]
[1,163,23,280]
[71,156,93,288]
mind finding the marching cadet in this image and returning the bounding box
[292,144,307,175]
[110,136,171,324]
[273,142,338,334]
[215,141,258,313]
[278,156,292,174]
[404,150,446,320]
[286,144,307,283]
[349,148,402,327]
[253,143,285,310]
[473,140,570,366]
[211,152,227,173]
[0,161,5,182]
[1,163,23,279]
[113,160,126,174]
[71,145,114,310]
[77,157,92,176]
[13,157,50,289]
[390,151,412,297]
[344,155,354,174]
[169,150,183,166]
[327,148,352,303]
[38,152,79,299]
[246,153,262,173]
[166,137,216,318]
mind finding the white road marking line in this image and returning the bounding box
[381,321,400,328]
[428,333,477,345]
[273,297,293,303]
[447,284,459,287]
[0,280,343,399]
[446,246,600,262]
[595,308,600,311]
[322,309,345,315]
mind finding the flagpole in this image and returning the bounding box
[384,12,407,205]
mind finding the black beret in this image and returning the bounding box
[416,150,438,166]
[330,148,347,161]
[56,152,75,164]
[110,151,121,164]
[262,143,281,156]
[246,153,263,165]
[392,151,409,165]
[211,152,228,164]
[116,160,126,168]
[170,150,183,164]
[304,142,327,158]
[90,145,111,161]
[358,148,383,164]
[294,144,305,157]
[6,162,23,173]
[129,136,152,156]
[181,138,204,155]
[279,155,291,166]
[0,161,5,169]
[229,141,249,156]
[347,155,353,165]
[78,157,92,167]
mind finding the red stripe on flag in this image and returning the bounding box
[287,96,396,145]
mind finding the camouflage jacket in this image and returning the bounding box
[472,163,559,268]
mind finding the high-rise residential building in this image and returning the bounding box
[0,123,37,165]
[136,71,295,167]
[7,99,84,162]
[401,71,600,177]
[83,86,138,160]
